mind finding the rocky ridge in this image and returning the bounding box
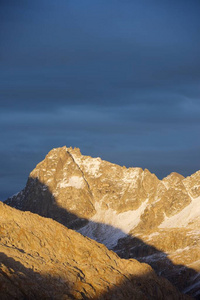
[0,201,189,300]
[5,146,200,298]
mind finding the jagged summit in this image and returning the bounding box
[5,146,200,298]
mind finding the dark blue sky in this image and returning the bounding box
[1,0,200,200]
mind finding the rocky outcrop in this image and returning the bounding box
[6,147,95,229]
[0,201,190,300]
[5,146,200,298]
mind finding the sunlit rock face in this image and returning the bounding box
[6,147,96,229]
[0,202,190,300]
[5,146,200,298]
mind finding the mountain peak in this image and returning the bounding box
[5,146,200,298]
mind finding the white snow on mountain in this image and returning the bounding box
[79,199,148,248]
[159,196,200,228]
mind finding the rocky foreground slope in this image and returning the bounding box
[5,146,200,298]
[0,201,189,300]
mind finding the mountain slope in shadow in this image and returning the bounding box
[0,201,191,300]
[3,181,199,299]
[4,146,200,298]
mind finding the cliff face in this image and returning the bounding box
[6,147,95,229]
[0,201,189,300]
[5,146,200,298]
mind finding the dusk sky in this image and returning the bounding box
[1,0,200,200]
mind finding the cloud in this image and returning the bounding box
[0,0,200,199]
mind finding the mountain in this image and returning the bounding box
[5,146,200,298]
[0,201,190,300]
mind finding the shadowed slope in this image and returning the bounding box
[4,146,200,298]
[3,181,198,299]
[0,201,191,300]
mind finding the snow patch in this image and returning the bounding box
[147,232,159,240]
[192,184,200,189]
[73,155,102,177]
[141,252,167,263]
[174,246,190,253]
[122,168,141,184]
[58,176,85,189]
[159,196,200,228]
[46,169,56,175]
[78,199,148,248]
[162,181,169,189]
